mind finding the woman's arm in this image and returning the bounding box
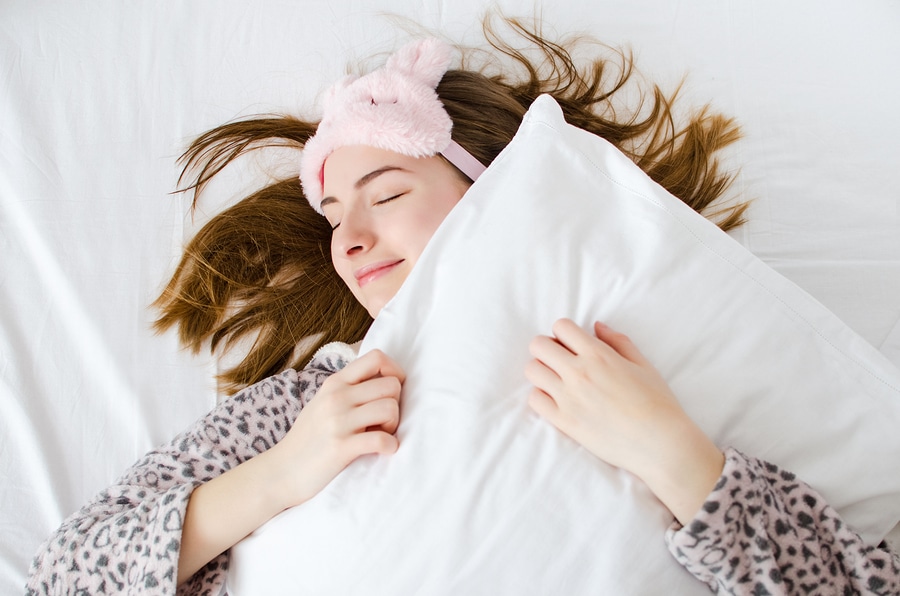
[667,448,900,594]
[176,349,404,585]
[525,319,900,593]
[25,368,308,596]
[26,347,403,595]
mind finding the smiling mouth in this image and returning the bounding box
[355,260,404,287]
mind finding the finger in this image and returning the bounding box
[346,397,400,435]
[551,318,611,357]
[343,375,402,408]
[524,358,563,397]
[527,387,559,423]
[345,429,400,458]
[528,334,576,373]
[339,349,407,385]
[594,322,648,366]
[368,417,400,436]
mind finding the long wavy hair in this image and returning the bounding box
[154,16,746,394]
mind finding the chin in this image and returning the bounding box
[365,301,385,319]
[361,289,396,319]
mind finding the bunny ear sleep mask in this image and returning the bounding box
[299,38,486,213]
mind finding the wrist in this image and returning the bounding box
[178,450,297,583]
[252,445,306,513]
[636,422,725,526]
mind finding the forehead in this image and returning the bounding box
[322,146,417,192]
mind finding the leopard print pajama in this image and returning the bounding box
[27,343,900,594]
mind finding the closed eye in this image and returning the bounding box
[376,193,405,205]
[328,193,407,230]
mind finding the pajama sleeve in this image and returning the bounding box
[665,447,900,595]
[25,345,351,596]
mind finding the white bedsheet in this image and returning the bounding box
[2,1,898,593]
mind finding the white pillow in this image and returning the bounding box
[226,95,900,595]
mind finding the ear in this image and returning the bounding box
[322,75,357,109]
[385,38,453,89]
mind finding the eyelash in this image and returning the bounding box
[330,193,405,231]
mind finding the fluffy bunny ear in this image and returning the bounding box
[321,75,357,110]
[386,38,453,88]
[300,37,485,211]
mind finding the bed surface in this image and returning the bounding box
[2,1,898,592]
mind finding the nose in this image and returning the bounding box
[332,207,375,257]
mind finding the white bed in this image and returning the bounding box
[2,1,899,593]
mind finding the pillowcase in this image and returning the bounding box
[226,95,900,595]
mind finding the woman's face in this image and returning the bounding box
[321,145,471,318]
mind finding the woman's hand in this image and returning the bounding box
[525,319,724,525]
[265,348,405,511]
[178,349,404,584]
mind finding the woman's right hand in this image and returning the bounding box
[264,348,405,511]
[177,349,404,585]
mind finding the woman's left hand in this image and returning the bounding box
[525,318,725,525]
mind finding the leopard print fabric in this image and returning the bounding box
[25,344,354,596]
[666,447,900,595]
[28,346,900,595]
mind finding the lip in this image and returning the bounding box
[354,259,404,287]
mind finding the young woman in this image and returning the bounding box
[26,18,899,596]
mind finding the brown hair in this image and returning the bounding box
[154,17,747,394]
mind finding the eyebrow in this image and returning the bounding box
[320,166,409,208]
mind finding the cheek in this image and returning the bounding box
[422,188,461,229]
[404,194,461,257]
[405,211,446,255]
[418,192,462,237]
